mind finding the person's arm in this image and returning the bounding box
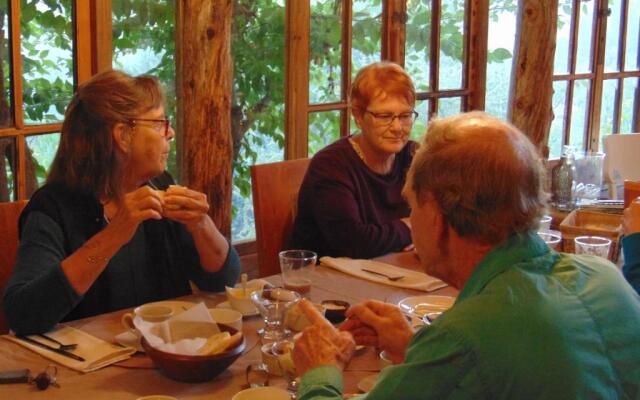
[622,202,640,295]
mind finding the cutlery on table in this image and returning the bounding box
[17,336,85,362]
[37,334,78,351]
[361,268,405,281]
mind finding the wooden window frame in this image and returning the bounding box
[552,0,640,152]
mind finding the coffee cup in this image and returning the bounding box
[121,304,174,331]
[208,308,243,331]
[260,341,295,377]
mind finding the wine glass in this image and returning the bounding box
[251,287,301,341]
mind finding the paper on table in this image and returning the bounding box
[3,325,136,373]
[137,302,220,355]
[320,257,446,292]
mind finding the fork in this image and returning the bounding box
[37,334,78,351]
[361,268,405,281]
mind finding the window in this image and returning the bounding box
[550,0,640,158]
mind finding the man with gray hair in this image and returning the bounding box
[292,112,640,399]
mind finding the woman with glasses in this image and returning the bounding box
[4,70,240,335]
[291,62,417,258]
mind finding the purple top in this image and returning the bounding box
[291,136,414,258]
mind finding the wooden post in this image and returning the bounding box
[508,0,558,157]
[176,0,233,237]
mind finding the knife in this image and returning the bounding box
[17,335,85,362]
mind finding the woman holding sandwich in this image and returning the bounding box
[3,70,240,335]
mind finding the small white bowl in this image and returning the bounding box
[209,308,243,331]
[232,386,290,400]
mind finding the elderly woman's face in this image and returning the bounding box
[127,106,175,182]
[356,95,414,156]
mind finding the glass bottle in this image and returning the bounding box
[551,145,576,210]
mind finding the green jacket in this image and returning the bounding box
[299,232,640,399]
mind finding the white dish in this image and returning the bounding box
[398,295,455,318]
[216,300,260,317]
[357,373,379,393]
[114,300,195,351]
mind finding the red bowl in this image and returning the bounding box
[141,324,245,383]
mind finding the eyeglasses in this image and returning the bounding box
[129,117,172,138]
[365,110,419,126]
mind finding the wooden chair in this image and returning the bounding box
[251,158,310,277]
[0,200,28,333]
[603,133,640,199]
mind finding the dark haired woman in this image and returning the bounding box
[3,70,240,335]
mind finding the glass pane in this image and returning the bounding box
[620,77,639,133]
[437,97,461,118]
[575,0,595,73]
[625,2,639,70]
[569,80,590,150]
[438,0,465,90]
[310,0,342,104]
[308,110,341,156]
[231,0,286,242]
[410,99,429,142]
[0,1,12,128]
[598,79,618,150]
[0,136,16,202]
[554,0,572,74]
[485,2,517,119]
[549,81,568,159]
[112,1,177,177]
[21,0,73,125]
[25,132,60,196]
[604,0,622,72]
[351,0,381,75]
[405,0,431,93]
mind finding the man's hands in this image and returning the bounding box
[292,299,356,376]
[623,199,640,236]
[340,300,413,364]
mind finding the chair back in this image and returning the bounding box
[603,133,640,198]
[251,158,310,277]
[0,200,28,333]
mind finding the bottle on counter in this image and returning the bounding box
[551,145,576,211]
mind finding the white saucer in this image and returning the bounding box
[398,295,455,318]
[357,373,379,393]
[115,330,144,352]
[216,301,260,317]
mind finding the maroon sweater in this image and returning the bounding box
[291,136,414,258]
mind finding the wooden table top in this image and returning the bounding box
[0,252,457,399]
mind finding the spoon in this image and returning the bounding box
[37,334,78,351]
[361,268,405,281]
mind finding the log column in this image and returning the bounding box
[508,0,558,157]
[176,0,233,236]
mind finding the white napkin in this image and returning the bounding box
[137,302,220,355]
[320,256,446,292]
[3,325,136,373]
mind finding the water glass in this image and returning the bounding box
[539,215,552,231]
[251,287,301,341]
[574,236,611,259]
[574,151,605,204]
[538,231,562,251]
[279,250,317,295]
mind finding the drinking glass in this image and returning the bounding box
[251,287,301,341]
[279,250,317,295]
[538,231,561,251]
[574,151,605,205]
[539,215,552,231]
[574,236,611,259]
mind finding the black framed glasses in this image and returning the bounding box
[129,117,172,138]
[365,110,419,126]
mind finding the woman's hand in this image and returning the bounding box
[340,300,413,364]
[162,185,210,232]
[107,186,163,243]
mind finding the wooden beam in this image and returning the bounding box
[176,0,233,237]
[74,0,92,84]
[508,0,558,157]
[382,0,406,65]
[284,0,310,159]
[466,0,488,110]
[91,0,112,73]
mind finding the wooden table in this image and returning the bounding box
[0,253,457,399]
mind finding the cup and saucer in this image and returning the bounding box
[114,300,195,351]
